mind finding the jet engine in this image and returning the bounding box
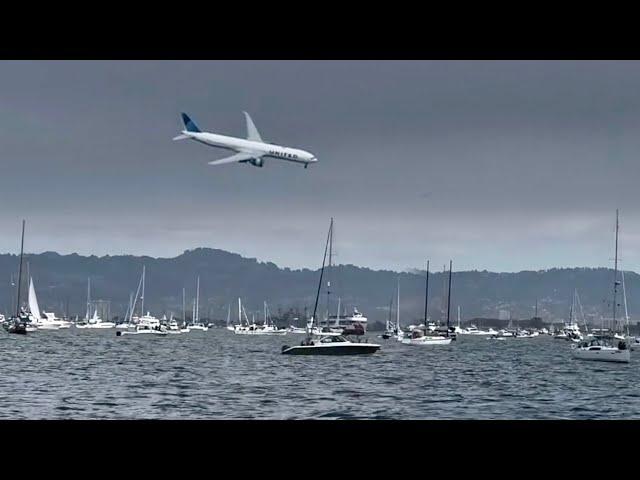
[249,158,264,167]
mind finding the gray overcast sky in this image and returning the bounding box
[1,60,640,272]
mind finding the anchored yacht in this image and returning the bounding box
[572,210,630,363]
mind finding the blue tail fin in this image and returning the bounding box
[181,113,201,133]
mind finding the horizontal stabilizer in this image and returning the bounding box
[208,152,256,166]
[172,134,189,141]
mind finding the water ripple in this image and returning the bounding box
[1,330,639,418]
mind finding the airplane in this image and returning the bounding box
[173,111,318,168]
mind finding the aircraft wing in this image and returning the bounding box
[208,152,258,166]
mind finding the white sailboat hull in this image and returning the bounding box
[402,336,452,345]
[187,325,208,331]
[571,347,630,363]
[234,328,287,335]
[84,322,116,329]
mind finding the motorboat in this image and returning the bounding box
[117,324,168,336]
[326,307,368,335]
[459,325,498,336]
[282,334,380,355]
[83,309,116,329]
[288,325,308,334]
[2,311,29,335]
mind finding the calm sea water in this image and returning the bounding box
[1,329,639,419]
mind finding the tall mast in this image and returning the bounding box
[326,217,333,327]
[10,274,16,317]
[86,277,91,321]
[311,219,332,330]
[569,291,574,323]
[195,275,200,323]
[182,288,186,324]
[621,269,630,336]
[141,265,146,317]
[575,289,588,333]
[424,260,430,326]
[446,260,453,332]
[128,292,134,323]
[396,277,400,331]
[442,264,447,324]
[457,305,461,328]
[238,298,242,325]
[613,209,619,332]
[535,299,538,319]
[15,220,25,317]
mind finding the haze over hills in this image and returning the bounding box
[0,247,636,325]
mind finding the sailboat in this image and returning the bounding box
[620,269,640,350]
[380,295,395,339]
[572,210,630,363]
[27,277,58,330]
[27,277,71,330]
[116,292,136,330]
[225,304,235,331]
[2,220,29,335]
[281,218,380,355]
[257,301,287,335]
[117,266,166,336]
[554,290,583,341]
[76,278,116,329]
[453,305,465,334]
[402,260,453,346]
[232,298,255,334]
[188,276,208,331]
[393,277,404,341]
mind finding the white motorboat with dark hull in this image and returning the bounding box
[2,312,29,335]
[282,335,380,355]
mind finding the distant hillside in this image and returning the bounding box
[0,248,636,324]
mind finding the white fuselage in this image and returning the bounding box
[184,131,317,165]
